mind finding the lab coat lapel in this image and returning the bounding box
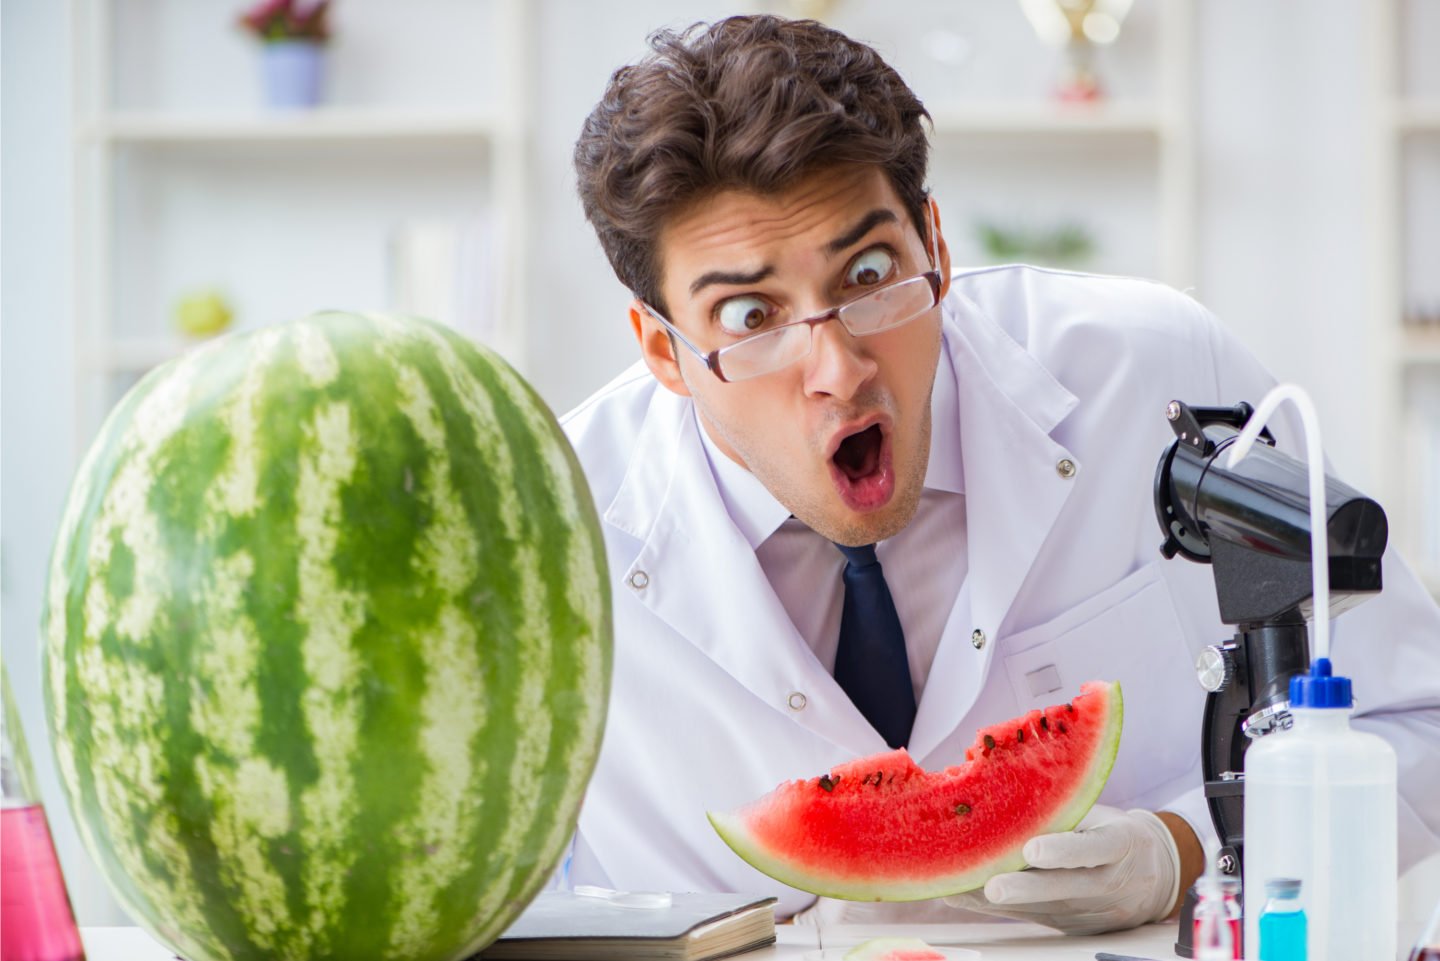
[605,392,887,758]
[908,294,1080,760]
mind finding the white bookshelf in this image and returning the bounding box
[1370,0,1440,596]
[926,100,1170,135]
[79,109,509,144]
[69,0,534,452]
[1394,100,1440,132]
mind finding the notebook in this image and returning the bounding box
[477,891,778,961]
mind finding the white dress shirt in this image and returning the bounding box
[697,338,969,704]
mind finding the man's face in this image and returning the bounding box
[634,165,950,547]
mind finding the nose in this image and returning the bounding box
[802,314,878,401]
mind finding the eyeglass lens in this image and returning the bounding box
[717,273,937,380]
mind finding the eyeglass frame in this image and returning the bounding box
[637,199,943,384]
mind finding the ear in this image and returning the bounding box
[630,300,692,398]
[928,195,953,300]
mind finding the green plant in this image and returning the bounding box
[976,221,1096,266]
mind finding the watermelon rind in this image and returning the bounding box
[708,681,1123,901]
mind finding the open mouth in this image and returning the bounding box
[828,422,895,513]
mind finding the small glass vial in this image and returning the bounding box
[1259,877,1308,961]
[1219,875,1243,958]
[1193,874,1238,961]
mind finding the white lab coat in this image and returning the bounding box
[559,265,1440,919]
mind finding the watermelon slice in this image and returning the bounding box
[708,681,1122,901]
[843,938,946,961]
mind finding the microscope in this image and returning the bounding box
[1151,400,1389,958]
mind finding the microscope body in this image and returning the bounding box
[1152,401,1387,957]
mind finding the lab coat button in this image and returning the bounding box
[787,691,807,711]
[1056,458,1077,479]
[627,570,650,590]
[971,629,987,650]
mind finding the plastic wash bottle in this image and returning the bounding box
[1243,658,1397,961]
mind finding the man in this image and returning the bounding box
[558,15,1440,934]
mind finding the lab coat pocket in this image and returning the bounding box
[999,561,1201,803]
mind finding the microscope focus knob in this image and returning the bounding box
[1195,644,1236,693]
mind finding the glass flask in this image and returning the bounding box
[2,658,86,961]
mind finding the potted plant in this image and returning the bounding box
[237,0,333,110]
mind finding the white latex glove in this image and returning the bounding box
[942,805,1180,936]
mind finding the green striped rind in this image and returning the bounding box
[41,312,612,961]
[708,682,1123,902]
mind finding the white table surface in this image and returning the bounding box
[82,921,1184,960]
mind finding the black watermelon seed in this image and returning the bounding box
[1041,716,1049,731]
[954,803,971,816]
[819,775,836,792]
[1016,728,1024,743]
[983,734,996,750]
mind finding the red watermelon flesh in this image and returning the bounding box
[708,681,1122,901]
[843,939,946,961]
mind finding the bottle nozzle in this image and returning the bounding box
[1289,657,1353,709]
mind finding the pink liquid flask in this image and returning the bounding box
[2,662,85,961]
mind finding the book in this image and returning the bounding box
[478,891,779,961]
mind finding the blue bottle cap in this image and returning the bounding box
[1289,657,1353,709]
[1265,877,1302,897]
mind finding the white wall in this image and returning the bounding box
[1194,1,1376,491]
[3,0,1435,929]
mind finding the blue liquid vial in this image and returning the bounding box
[1259,877,1307,961]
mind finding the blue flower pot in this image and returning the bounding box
[261,40,325,110]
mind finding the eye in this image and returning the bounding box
[716,296,774,335]
[845,247,897,287]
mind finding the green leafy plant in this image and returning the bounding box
[976,221,1096,266]
[237,0,331,43]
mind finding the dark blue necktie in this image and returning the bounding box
[833,543,916,749]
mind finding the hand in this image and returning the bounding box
[942,805,1180,936]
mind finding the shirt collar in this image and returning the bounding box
[697,330,964,552]
[696,410,794,551]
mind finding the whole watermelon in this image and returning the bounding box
[41,312,612,961]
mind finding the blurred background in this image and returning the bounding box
[3,0,1438,928]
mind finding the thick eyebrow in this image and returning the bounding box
[826,208,899,255]
[684,207,899,297]
[689,265,775,297]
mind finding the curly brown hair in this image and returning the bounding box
[573,15,933,316]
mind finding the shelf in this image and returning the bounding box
[83,338,194,372]
[78,108,507,145]
[1399,327,1440,365]
[928,100,1171,136]
[1393,100,1440,133]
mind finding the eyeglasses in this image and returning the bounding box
[639,204,943,383]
